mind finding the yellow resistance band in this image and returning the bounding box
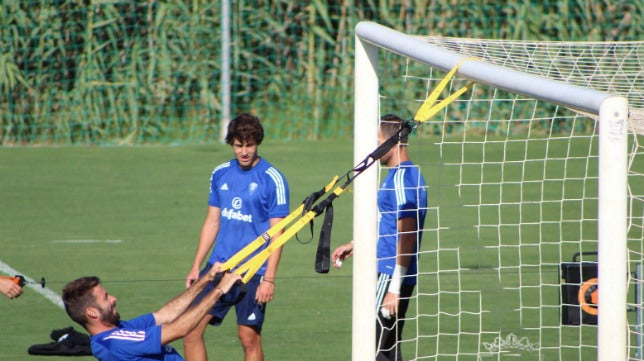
[220,58,476,283]
[413,57,476,123]
[221,176,340,283]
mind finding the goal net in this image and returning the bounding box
[352,21,643,361]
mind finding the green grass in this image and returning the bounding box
[0,141,355,361]
[0,137,610,360]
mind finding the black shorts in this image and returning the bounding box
[194,264,266,330]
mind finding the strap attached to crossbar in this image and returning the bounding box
[220,58,476,283]
[413,57,477,123]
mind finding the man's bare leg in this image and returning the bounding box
[238,324,263,361]
[183,315,212,361]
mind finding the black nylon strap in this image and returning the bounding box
[310,120,414,274]
[315,202,333,273]
[296,184,330,244]
[353,121,413,174]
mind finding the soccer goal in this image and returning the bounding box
[353,21,644,361]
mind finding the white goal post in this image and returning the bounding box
[353,21,631,361]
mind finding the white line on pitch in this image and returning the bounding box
[51,239,124,244]
[0,260,63,309]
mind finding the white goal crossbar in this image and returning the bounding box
[353,21,629,361]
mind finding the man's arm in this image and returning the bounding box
[186,206,221,288]
[159,271,241,345]
[381,217,417,317]
[396,217,418,270]
[156,264,221,325]
[255,217,284,304]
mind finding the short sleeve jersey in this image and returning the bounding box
[377,161,427,285]
[90,313,183,361]
[207,157,290,274]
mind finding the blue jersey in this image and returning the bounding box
[207,157,290,274]
[90,314,183,361]
[377,161,427,285]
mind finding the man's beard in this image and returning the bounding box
[98,306,121,326]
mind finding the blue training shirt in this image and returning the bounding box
[207,157,290,274]
[377,160,427,285]
[90,313,183,361]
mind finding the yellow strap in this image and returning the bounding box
[233,180,350,283]
[220,204,303,272]
[220,176,339,276]
[219,59,477,283]
[413,57,476,123]
[234,209,319,282]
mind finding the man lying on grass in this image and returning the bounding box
[62,264,240,361]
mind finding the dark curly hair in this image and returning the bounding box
[224,113,264,145]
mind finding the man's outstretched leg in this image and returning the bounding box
[183,315,212,361]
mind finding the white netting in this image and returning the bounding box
[371,37,644,360]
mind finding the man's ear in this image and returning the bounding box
[86,307,99,320]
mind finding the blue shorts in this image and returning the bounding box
[195,264,266,331]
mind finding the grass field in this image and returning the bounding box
[1,136,613,360]
[0,141,355,361]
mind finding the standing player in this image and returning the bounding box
[183,113,290,361]
[332,113,427,361]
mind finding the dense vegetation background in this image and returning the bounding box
[1,0,642,144]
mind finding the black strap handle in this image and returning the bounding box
[310,120,415,274]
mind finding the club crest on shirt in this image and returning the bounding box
[249,182,258,194]
[232,197,242,210]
